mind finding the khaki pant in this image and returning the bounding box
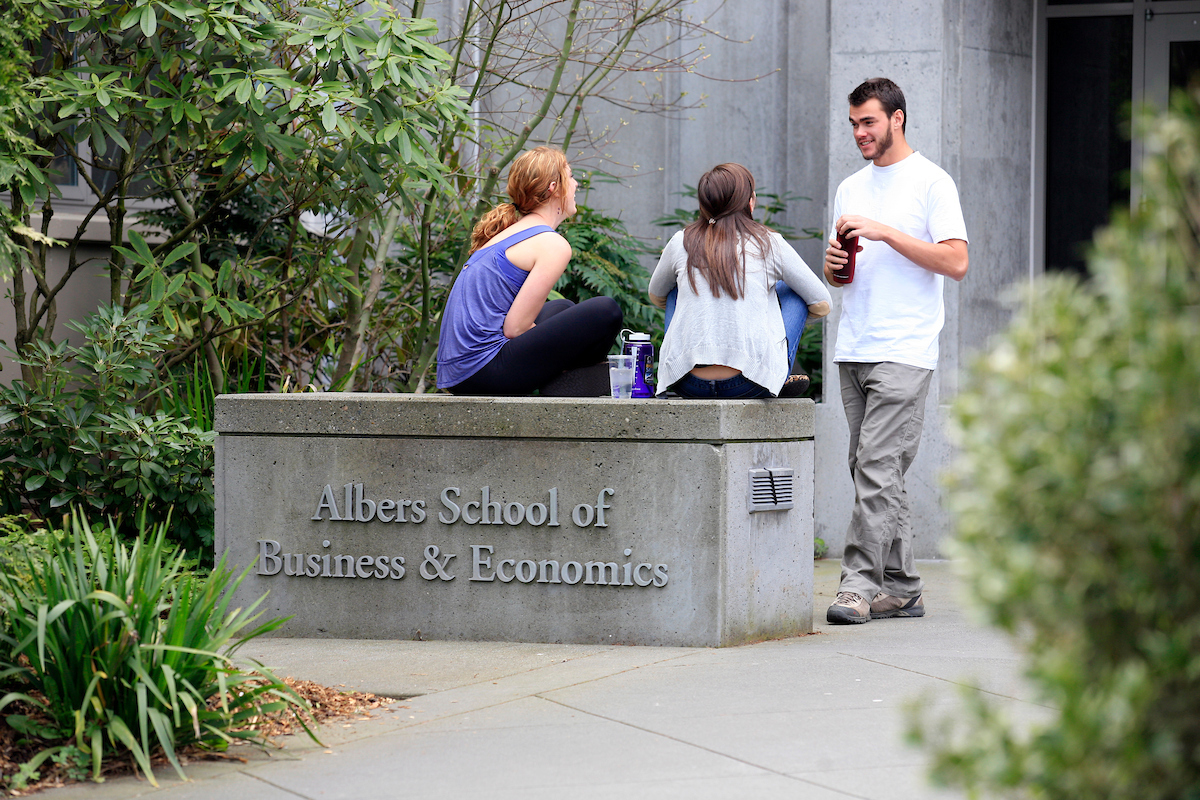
[837,362,933,602]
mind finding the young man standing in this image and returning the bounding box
[823,77,969,625]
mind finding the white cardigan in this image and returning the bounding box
[648,230,830,396]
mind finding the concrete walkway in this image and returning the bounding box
[48,560,1043,799]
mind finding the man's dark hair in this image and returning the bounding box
[848,77,906,132]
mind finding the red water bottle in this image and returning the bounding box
[833,229,858,284]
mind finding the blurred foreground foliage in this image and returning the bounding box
[911,89,1200,799]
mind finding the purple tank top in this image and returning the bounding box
[436,225,555,388]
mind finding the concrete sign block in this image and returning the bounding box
[215,395,815,647]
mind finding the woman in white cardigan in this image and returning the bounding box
[649,163,831,398]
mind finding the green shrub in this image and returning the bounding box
[0,512,312,787]
[813,537,828,560]
[558,199,664,352]
[0,304,214,555]
[911,91,1200,798]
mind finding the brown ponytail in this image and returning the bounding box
[468,147,571,254]
[681,163,774,300]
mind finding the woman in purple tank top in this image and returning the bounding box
[436,147,622,395]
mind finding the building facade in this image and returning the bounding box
[7,0,1198,557]
[551,0,1198,557]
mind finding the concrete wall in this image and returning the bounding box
[422,0,831,265]
[412,0,1038,559]
[463,0,1034,558]
[815,0,1034,557]
[5,1,1037,562]
[215,394,816,646]
[580,0,832,271]
[0,245,113,379]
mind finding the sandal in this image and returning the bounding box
[777,373,811,398]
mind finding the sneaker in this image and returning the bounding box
[777,373,811,398]
[826,591,870,624]
[870,592,925,619]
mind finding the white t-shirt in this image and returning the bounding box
[831,152,968,370]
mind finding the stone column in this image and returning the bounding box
[815,0,1034,558]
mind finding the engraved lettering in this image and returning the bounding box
[526,503,548,526]
[354,484,376,522]
[515,559,537,584]
[538,559,561,584]
[562,561,583,585]
[572,503,595,527]
[584,561,619,585]
[312,486,425,524]
[295,483,668,592]
[377,499,395,523]
[312,485,341,521]
[471,545,495,582]
[258,540,282,575]
[594,488,614,528]
[284,552,304,576]
[439,487,462,523]
[496,558,516,583]
[481,486,502,525]
[420,545,456,581]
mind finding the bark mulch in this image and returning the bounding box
[1,678,402,796]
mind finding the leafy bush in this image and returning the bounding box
[813,537,828,560]
[911,91,1200,799]
[0,513,85,592]
[4,0,466,399]
[0,512,311,788]
[558,199,664,351]
[0,304,214,555]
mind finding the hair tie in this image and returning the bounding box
[708,218,716,225]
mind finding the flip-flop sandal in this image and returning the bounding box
[777,373,811,397]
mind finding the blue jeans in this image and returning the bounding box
[672,372,774,399]
[663,281,811,397]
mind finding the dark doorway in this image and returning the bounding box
[1044,16,1133,274]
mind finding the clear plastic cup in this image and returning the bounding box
[607,354,635,399]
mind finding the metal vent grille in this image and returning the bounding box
[748,468,794,513]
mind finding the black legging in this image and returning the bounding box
[448,297,622,395]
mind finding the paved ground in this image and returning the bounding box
[48,560,1045,799]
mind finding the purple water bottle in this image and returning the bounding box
[621,330,655,398]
